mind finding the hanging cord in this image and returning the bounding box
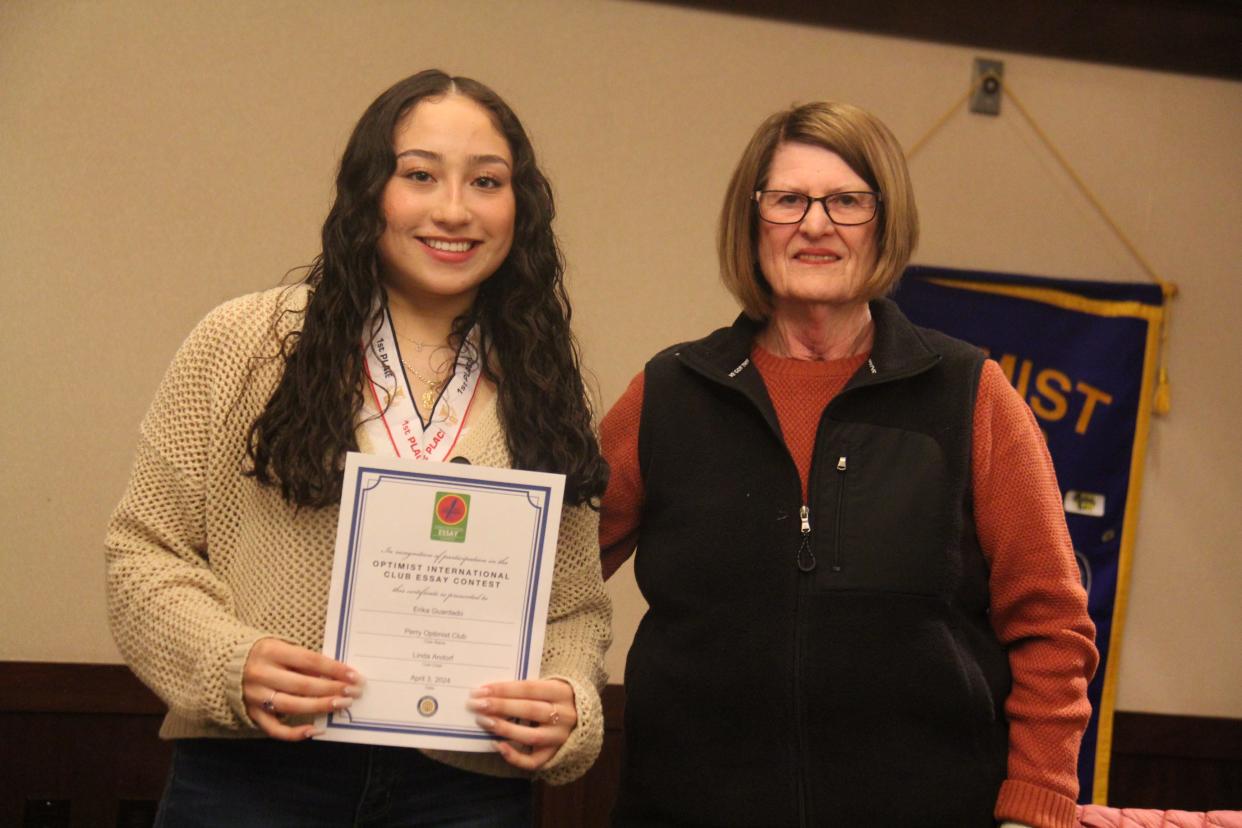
[905,75,983,162]
[905,71,1176,414]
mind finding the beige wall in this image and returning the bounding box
[2,0,1239,718]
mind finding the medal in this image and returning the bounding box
[359,306,481,461]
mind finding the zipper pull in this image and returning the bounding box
[833,456,847,572]
[796,504,816,572]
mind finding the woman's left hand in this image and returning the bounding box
[467,678,577,771]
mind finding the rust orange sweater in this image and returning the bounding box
[600,344,1098,828]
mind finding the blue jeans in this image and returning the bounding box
[154,738,532,827]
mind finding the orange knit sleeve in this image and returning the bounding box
[973,359,1100,828]
[599,371,646,580]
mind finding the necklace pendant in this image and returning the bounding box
[421,389,437,409]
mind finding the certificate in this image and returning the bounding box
[315,451,564,751]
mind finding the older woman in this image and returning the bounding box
[600,102,1098,828]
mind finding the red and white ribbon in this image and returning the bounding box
[358,306,482,461]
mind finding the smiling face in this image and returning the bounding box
[756,141,879,310]
[376,94,516,313]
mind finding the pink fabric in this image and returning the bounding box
[1079,804,1242,827]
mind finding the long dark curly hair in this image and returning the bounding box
[245,69,607,508]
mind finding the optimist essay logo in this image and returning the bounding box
[431,492,470,543]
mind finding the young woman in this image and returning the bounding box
[107,70,610,826]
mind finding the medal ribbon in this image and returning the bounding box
[359,305,482,462]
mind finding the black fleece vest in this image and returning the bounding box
[614,299,1011,828]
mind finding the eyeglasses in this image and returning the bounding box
[753,190,882,226]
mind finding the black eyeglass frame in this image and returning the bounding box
[753,189,883,226]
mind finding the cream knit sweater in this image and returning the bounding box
[106,285,611,785]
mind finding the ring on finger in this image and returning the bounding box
[547,705,561,727]
[261,689,279,715]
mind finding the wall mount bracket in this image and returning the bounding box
[970,58,1004,116]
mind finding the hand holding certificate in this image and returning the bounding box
[315,452,564,752]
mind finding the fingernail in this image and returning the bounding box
[469,685,490,697]
[305,728,325,740]
[475,715,495,729]
[465,698,488,712]
[344,685,364,698]
[346,671,362,684]
[332,697,354,710]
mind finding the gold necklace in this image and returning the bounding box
[397,330,449,354]
[403,362,446,410]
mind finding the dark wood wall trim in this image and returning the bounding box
[4,662,1241,821]
[0,660,165,715]
[1107,710,1242,809]
[636,0,1242,81]
[1112,710,1242,761]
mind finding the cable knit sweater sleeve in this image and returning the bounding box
[534,501,613,783]
[975,360,1099,828]
[105,293,280,731]
[599,371,646,579]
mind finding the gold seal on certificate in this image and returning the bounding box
[314,452,564,751]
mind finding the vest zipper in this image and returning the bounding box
[832,455,847,572]
[794,505,814,826]
[796,505,815,572]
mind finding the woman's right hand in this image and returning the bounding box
[241,637,364,740]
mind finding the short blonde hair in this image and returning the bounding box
[717,102,919,319]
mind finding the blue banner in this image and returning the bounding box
[893,265,1167,804]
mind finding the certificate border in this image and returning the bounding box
[324,466,552,740]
